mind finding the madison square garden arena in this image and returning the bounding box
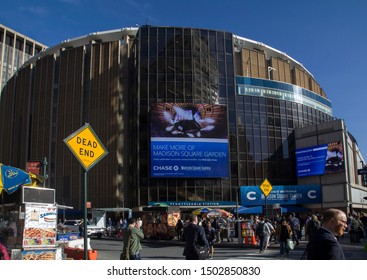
[0,26,366,218]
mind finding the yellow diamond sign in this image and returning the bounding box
[64,124,108,171]
[260,178,273,197]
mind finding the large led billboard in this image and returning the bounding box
[296,142,344,177]
[150,103,229,178]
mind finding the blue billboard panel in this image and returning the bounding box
[295,142,344,177]
[240,185,322,206]
[150,103,229,178]
[296,144,328,177]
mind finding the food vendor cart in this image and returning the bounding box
[141,206,180,240]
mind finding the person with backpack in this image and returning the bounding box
[305,214,320,241]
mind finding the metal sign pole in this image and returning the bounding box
[63,123,108,261]
[84,170,88,260]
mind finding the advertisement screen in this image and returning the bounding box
[150,103,229,178]
[296,142,344,177]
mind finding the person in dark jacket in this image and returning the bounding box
[182,214,209,260]
[275,218,292,257]
[306,208,347,260]
[204,221,216,259]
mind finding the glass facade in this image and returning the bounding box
[134,26,235,206]
[133,26,333,206]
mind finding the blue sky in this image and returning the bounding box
[2,0,367,160]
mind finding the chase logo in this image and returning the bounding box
[5,169,18,179]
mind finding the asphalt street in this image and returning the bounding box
[90,233,367,260]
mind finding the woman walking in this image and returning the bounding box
[275,218,292,257]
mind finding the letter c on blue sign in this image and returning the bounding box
[247,191,257,201]
[307,190,316,199]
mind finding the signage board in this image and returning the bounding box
[22,187,55,205]
[150,103,229,178]
[296,142,344,177]
[26,161,42,175]
[63,124,108,171]
[260,178,273,197]
[240,185,322,206]
[358,169,367,175]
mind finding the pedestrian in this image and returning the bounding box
[211,218,220,243]
[305,214,320,241]
[108,218,113,236]
[288,213,300,246]
[360,213,367,241]
[78,219,84,236]
[0,241,10,260]
[275,218,292,257]
[306,208,347,260]
[175,218,184,241]
[182,214,209,260]
[255,216,267,253]
[263,219,275,249]
[122,217,144,260]
[204,221,216,259]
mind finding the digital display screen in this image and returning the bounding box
[296,142,344,177]
[150,103,229,178]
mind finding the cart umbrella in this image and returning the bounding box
[206,209,231,218]
[192,207,212,216]
[0,163,46,194]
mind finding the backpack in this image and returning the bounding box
[255,222,265,237]
[308,220,320,234]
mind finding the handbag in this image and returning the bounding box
[194,227,209,260]
[194,245,209,260]
[286,238,294,250]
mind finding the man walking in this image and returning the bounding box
[306,208,347,260]
[288,213,300,245]
[122,218,144,260]
[182,214,209,260]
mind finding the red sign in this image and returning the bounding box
[26,161,42,175]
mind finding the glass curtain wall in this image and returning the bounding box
[136,26,234,205]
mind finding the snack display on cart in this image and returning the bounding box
[22,249,56,260]
[23,206,57,248]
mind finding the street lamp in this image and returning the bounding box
[267,66,276,80]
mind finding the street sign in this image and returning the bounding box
[358,169,367,175]
[63,123,108,171]
[260,178,273,197]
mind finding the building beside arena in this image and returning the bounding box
[0,24,47,92]
[0,25,365,215]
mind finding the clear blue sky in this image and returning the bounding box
[2,0,367,160]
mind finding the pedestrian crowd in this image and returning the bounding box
[116,208,366,261]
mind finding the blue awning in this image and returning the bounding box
[280,206,309,213]
[234,205,309,215]
[234,206,263,214]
